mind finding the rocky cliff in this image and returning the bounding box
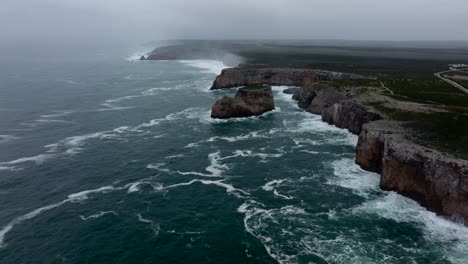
[289,85,468,223]
[208,68,468,223]
[210,68,367,90]
[211,86,275,119]
[356,121,468,222]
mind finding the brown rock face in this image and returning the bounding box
[210,68,367,90]
[321,100,382,135]
[211,86,275,119]
[356,120,468,223]
[306,89,347,114]
[293,85,381,135]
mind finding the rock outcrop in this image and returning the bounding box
[321,100,382,135]
[291,85,382,135]
[285,84,468,223]
[356,121,468,222]
[211,86,275,119]
[282,87,301,95]
[208,68,468,223]
[211,68,367,90]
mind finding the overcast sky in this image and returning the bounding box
[1,0,468,46]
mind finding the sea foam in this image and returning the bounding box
[179,60,228,75]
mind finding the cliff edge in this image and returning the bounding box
[211,68,367,90]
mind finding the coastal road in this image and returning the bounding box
[434,70,468,94]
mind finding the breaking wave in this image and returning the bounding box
[179,60,228,75]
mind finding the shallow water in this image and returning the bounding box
[0,55,467,264]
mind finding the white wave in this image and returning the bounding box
[98,103,135,111]
[0,135,18,144]
[0,183,119,248]
[0,109,192,168]
[262,179,287,191]
[39,111,73,119]
[176,151,228,178]
[221,150,283,162]
[165,154,185,159]
[0,166,22,171]
[299,150,320,154]
[127,182,144,193]
[185,131,269,148]
[67,186,116,202]
[146,163,170,172]
[164,179,249,198]
[209,131,268,143]
[80,211,118,221]
[271,86,300,107]
[102,85,186,108]
[237,201,307,264]
[201,109,279,125]
[0,154,55,166]
[262,179,294,200]
[104,95,142,104]
[285,113,357,146]
[328,158,380,197]
[137,214,160,235]
[179,60,228,75]
[355,192,468,263]
[35,119,70,123]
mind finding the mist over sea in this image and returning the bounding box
[0,46,467,264]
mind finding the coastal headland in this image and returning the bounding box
[146,41,468,224]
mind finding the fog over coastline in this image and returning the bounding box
[1,0,468,49]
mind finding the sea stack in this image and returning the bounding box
[211,86,275,119]
[139,55,146,60]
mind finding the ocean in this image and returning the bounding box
[0,48,467,264]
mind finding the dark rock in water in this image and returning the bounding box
[139,56,146,60]
[282,87,301,94]
[211,86,275,119]
[291,87,317,109]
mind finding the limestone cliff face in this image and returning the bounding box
[211,87,275,119]
[210,68,366,90]
[286,84,468,223]
[356,121,468,222]
[321,100,382,135]
[293,86,381,135]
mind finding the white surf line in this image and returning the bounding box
[0,108,198,169]
[137,214,161,236]
[179,60,228,75]
[184,130,269,148]
[79,211,118,221]
[0,176,249,248]
[0,185,118,248]
[261,179,294,200]
[176,151,229,178]
[238,201,308,264]
[0,135,18,144]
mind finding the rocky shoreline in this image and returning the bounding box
[211,68,468,224]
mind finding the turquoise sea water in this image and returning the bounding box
[0,52,467,264]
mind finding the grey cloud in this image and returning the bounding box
[1,0,468,47]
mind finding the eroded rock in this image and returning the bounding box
[211,86,275,119]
